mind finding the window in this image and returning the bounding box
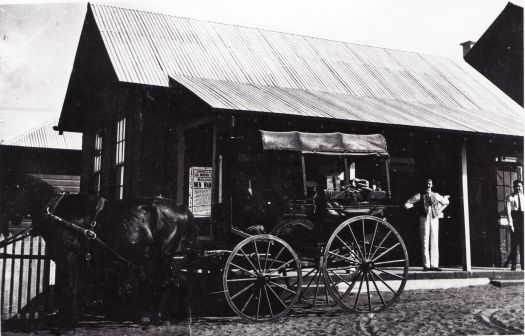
[115,118,126,200]
[496,166,518,218]
[93,131,103,195]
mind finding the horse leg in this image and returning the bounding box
[53,254,79,333]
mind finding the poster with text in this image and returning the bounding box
[189,166,212,217]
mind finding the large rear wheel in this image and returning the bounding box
[322,215,409,313]
[223,235,302,321]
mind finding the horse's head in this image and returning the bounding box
[3,173,57,232]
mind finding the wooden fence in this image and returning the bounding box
[1,229,55,323]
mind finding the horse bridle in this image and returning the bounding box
[44,189,138,268]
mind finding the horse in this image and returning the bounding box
[3,174,197,331]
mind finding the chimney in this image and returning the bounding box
[460,41,476,58]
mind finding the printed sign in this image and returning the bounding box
[189,167,213,217]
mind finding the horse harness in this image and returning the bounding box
[45,190,138,268]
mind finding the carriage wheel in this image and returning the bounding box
[223,234,302,321]
[322,215,409,313]
[271,220,335,307]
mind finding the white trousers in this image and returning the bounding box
[419,213,439,268]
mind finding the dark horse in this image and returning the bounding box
[3,174,196,330]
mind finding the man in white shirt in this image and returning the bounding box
[405,179,450,271]
[506,179,524,271]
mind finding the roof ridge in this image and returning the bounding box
[88,2,453,61]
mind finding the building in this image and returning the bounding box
[462,2,523,106]
[58,3,523,269]
[0,117,82,322]
[0,117,82,232]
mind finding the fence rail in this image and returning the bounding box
[1,235,54,322]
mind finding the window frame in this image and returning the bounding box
[93,130,103,195]
[114,117,126,200]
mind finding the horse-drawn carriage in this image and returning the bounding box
[186,130,409,321]
[1,130,409,326]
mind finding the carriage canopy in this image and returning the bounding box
[259,131,389,157]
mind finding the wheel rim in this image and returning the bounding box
[322,215,409,313]
[223,234,302,321]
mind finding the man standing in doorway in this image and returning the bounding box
[506,179,524,271]
[405,178,450,271]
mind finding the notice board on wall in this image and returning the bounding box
[188,166,212,217]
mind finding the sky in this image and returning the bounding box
[0,0,522,140]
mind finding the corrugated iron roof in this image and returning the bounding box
[170,75,518,135]
[2,118,82,150]
[86,4,523,136]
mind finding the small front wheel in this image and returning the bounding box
[322,215,409,313]
[223,235,302,321]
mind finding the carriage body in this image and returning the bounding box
[193,130,409,321]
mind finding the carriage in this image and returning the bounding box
[184,130,409,321]
[0,130,409,326]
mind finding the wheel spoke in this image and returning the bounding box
[346,223,365,260]
[374,267,405,280]
[256,288,262,320]
[302,267,318,279]
[326,265,358,272]
[328,251,358,264]
[269,259,295,275]
[374,259,406,266]
[240,248,260,274]
[328,268,360,301]
[362,219,367,259]
[271,274,301,280]
[353,270,365,309]
[253,240,262,270]
[263,239,271,271]
[227,277,258,283]
[302,268,319,296]
[365,271,372,312]
[312,268,322,306]
[369,271,387,308]
[263,285,274,318]
[369,222,379,260]
[335,235,361,261]
[369,231,391,260]
[241,292,255,313]
[328,269,353,288]
[266,246,285,272]
[268,281,297,295]
[230,262,257,277]
[230,282,256,300]
[370,270,398,294]
[266,284,288,310]
[322,271,331,304]
[372,243,400,262]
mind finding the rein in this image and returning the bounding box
[0,227,33,250]
[45,191,138,268]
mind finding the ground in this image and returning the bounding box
[2,284,523,336]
